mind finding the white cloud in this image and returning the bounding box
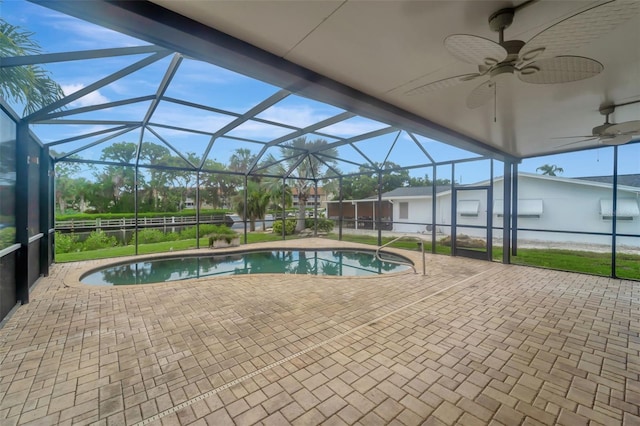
[257,105,331,129]
[43,13,143,49]
[62,84,110,108]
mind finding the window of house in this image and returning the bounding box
[458,200,479,217]
[600,199,639,221]
[399,202,408,219]
[494,199,543,218]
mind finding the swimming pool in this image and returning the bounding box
[80,249,412,285]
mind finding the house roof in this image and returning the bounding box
[575,174,640,189]
[327,172,640,204]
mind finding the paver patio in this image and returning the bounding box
[0,239,638,425]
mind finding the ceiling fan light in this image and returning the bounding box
[490,63,514,84]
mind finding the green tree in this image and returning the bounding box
[53,158,80,214]
[96,142,138,212]
[536,164,564,176]
[0,20,65,115]
[229,148,256,174]
[272,137,338,232]
[341,162,410,200]
[234,180,271,231]
[139,142,173,211]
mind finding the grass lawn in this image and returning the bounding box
[54,232,639,280]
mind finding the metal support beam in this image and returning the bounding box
[25,50,171,122]
[512,163,518,256]
[1,45,168,67]
[314,180,318,237]
[39,145,51,277]
[134,165,139,255]
[377,172,383,246]
[243,175,248,244]
[431,165,436,254]
[612,146,618,278]
[15,122,30,304]
[502,161,512,264]
[338,177,343,241]
[450,164,456,255]
[282,177,286,240]
[200,89,290,169]
[196,172,200,249]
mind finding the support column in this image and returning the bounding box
[502,161,512,264]
[612,146,618,278]
[511,163,518,256]
[195,172,200,249]
[134,164,139,255]
[431,165,436,254]
[39,145,51,276]
[377,171,382,246]
[338,177,343,241]
[243,175,248,244]
[314,180,318,237]
[15,122,30,304]
[281,177,286,240]
[450,164,456,254]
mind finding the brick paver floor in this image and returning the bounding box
[0,239,638,425]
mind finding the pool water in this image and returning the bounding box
[80,249,412,285]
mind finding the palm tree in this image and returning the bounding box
[234,181,270,231]
[536,164,564,176]
[1,20,65,115]
[271,137,338,232]
[229,148,256,174]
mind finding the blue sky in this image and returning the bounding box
[3,0,638,183]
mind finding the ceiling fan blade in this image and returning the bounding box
[551,135,594,140]
[556,137,599,147]
[405,73,481,96]
[466,80,495,109]
[444,34,507,66]
[521,1,640,60]
[602,120,640,136]
[518,56,603,84]
[601,134,634,145]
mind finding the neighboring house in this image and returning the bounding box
[292,186,331,209]
[328,173,640,247]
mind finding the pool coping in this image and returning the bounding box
[62,238,420,289]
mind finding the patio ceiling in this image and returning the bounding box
[32,0,640,162]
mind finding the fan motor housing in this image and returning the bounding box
[592,123,612,136]
[489,8,515,32]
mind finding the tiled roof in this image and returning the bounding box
[575,174,640,188]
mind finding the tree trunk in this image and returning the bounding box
[58,196,66,214]
[296,200,306,232]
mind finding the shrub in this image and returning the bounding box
[272,219,296,235]
[82,230,118,251]
[305,218,334,232]
[54,232,78,253]
[136,229,167,244]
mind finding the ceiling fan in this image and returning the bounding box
[405,1,639,109]
[555,104,640,147]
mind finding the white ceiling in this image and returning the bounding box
[150,0,640,159]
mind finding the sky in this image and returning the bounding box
[2,0,639,184]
